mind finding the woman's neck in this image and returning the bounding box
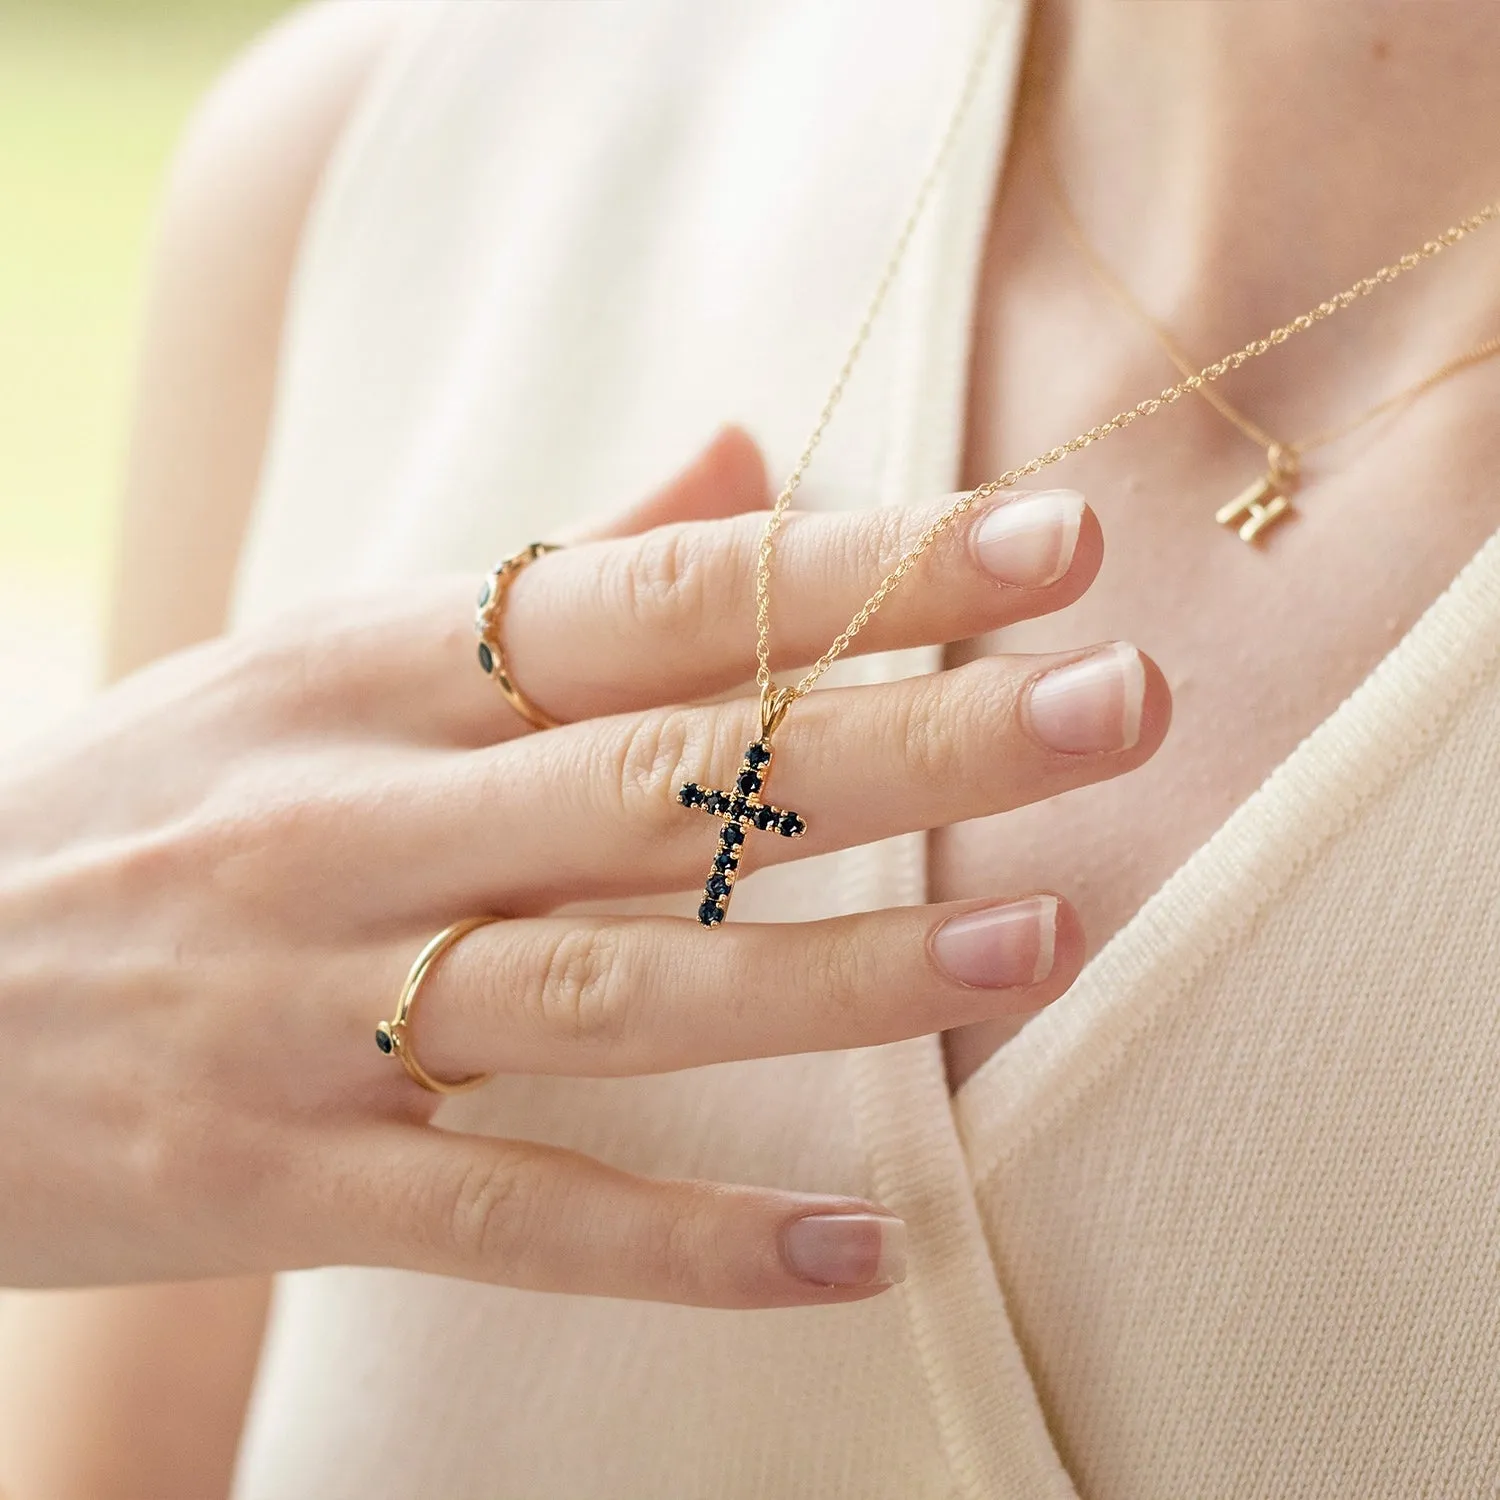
[1019,0,1500,385]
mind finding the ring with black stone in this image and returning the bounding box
[473,541,564,731]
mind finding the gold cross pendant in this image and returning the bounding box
[1214,443,1300,544]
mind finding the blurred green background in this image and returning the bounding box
[0,0,291,725]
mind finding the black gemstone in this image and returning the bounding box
[677,782,703,808]
[477,640,495,674]
[736,770,762,795]
[706,873,731,899]
[713,848,738,872]
[751,805,778,831]
[721,824,744,847]
[727,796,748,819]
[745,742,772,768]
[777,811,806,838]
[705,790,729,815]
[698,899,725,927]
[477,578,492,609]
[375,1026,394,1055]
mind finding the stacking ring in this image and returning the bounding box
[375,918,499,1094]
[475,542,563,730]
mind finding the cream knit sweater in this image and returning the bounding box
[230,3,1500,1495]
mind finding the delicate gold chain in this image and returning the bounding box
[1038,145,1500,462]
[751,0,1015,710]
[1295,333,1500,454]
[751,19,1500,715]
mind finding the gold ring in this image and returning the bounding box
[375,918,498,1094]
[474,542,563,730]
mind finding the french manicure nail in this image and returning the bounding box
[931,894,1059,988]
[1024,642,1145,754]
[972,489,1084,587]
[781,1212,907,1287]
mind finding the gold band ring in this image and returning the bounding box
[474,542,563,730]
[375,918,499,1095]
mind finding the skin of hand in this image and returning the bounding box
[0,414,1170,1305]
[0,9,409,1496]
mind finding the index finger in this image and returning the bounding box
[498,486,1098,724]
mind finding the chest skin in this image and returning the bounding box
[935,163,1500,1092]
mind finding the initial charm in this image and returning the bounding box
[678,738,805,926]
[1215,442,1300,544]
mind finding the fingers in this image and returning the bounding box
[403,893,1083,1081]
[493,483,1100,725]
[320,1122,908,1308]
[399,643,1168,915]
[272,427,770,748]
[319,481,1100,750]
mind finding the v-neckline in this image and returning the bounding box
[952,511,1500,1130]
[848,509,1500,1500]
[831,8,1500,1488]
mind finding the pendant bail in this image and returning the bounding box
[1266,441,1301,489]
[758,683,796,741]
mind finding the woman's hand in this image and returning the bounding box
[0,433,1168,1309]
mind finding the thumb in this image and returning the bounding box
[578,425,771,541]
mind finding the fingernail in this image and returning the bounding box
[972,489,1084,587]
[931,894,1059,987]
[781,1212,907,1287]
[1024,642,1144,754]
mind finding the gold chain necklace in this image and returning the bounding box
[1038,146,1500,543]
[677,7,1500,926]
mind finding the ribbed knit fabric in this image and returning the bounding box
[230,4,1500,1496]
[953,527,1500,1498]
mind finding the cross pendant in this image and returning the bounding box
[677,737,806,926]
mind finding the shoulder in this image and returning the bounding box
[166,1,413,217]
[108,3,417,676]
[151,0,418,372]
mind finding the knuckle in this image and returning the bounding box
[234,624,323,729]
[897,658,1013,789]
[203,796,338,916]
[615,523,727,639]
[653,1186,724,1303]
[442,1152,539,1266]
[121,1106,196,1206]
[614,706,732,836]
[531,925,632,1049]
[102,815,253,927]
[806,925,872,1023]
[894,674,971,788]
[839,504,940,606]
[123,1097,259,1232]
[866,503,924,581]
[101,825,193,905]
